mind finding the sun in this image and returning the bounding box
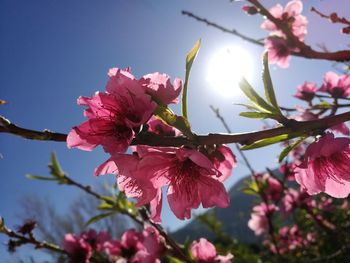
[207,46,254,97]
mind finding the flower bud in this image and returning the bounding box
[242,5,258,15]
[329,12,338,23]
[342,26,350,34]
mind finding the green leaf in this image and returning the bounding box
[26,174,58,181]
[85,212,115,226]
[262,52,280,112]
[154,105,192,137]
[235,103,262,111]
[239,78,277,113]
[167,256,183,263]
[239,112,278,119]
[241,134,298,150]
[182,39,201,120]
[49,152,65,178]
[98,202,114,211]
[278,137,306,162]
[243,188,259,196]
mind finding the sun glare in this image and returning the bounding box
[207,46,254,97]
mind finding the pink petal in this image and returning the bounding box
[149,189,163,224]
[167,184,200,220]
[199,177,230,208]
[285,0,303,17]
[94,158,118,176]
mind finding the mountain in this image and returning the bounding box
[172,176,260,244]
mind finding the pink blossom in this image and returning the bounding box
[295,133,350,198]
[67,68,156,154]
[261,0,308,41]
[255,173,283,201]
[64,234,92,263]
[105,227,163,263]
[80,229,111,252]
[191,238,233,263]
[282,188,312,214]
[145,147,230,221]
[114,147,232,221]
[294,82,317,101]
[140,72,182,105]
[319,71,350,98]
[248,203,278,236]
[264,37,291,68]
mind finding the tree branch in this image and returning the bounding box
[248,0,350,62]
[2,111,350,148]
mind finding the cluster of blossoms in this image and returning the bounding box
[260,0,308,68]
[291,72,350,197]
[67,68,236,222]
[295,71,350,102]
[266,225,315,254]
[64,227,163,263]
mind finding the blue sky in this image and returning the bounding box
[1,0,349,260]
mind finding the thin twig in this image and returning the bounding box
[0,220,67,255]
[182,10,264,47]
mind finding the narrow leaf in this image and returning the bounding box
[240,112,277,119]
[182,39,201,120]
[278,137,306,162]
[235,103,263,111]
[155,105,192,137]
[49,152,65,178]
[85,212,115,226]
[241,134,298,150]
[26,174,57,181]
[239,78,276,113]
[262,52,280,111]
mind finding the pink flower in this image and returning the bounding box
[294,82,317,101]
[105,227,163,263]
[295,133,350,198]
[255,173,283,201]
[145,147,230,221]
[140,72,182,105]
[248,203,278,236]
[261,1,307,67]
[64,234,92,263]
[67,68,156,154]
[80,229,110,252]
[265,37,291,68]
[114,147,232,221]
[191,238,233,263]
[319,71,350,98]
[282,188,312,214]
[261,0,308,41]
